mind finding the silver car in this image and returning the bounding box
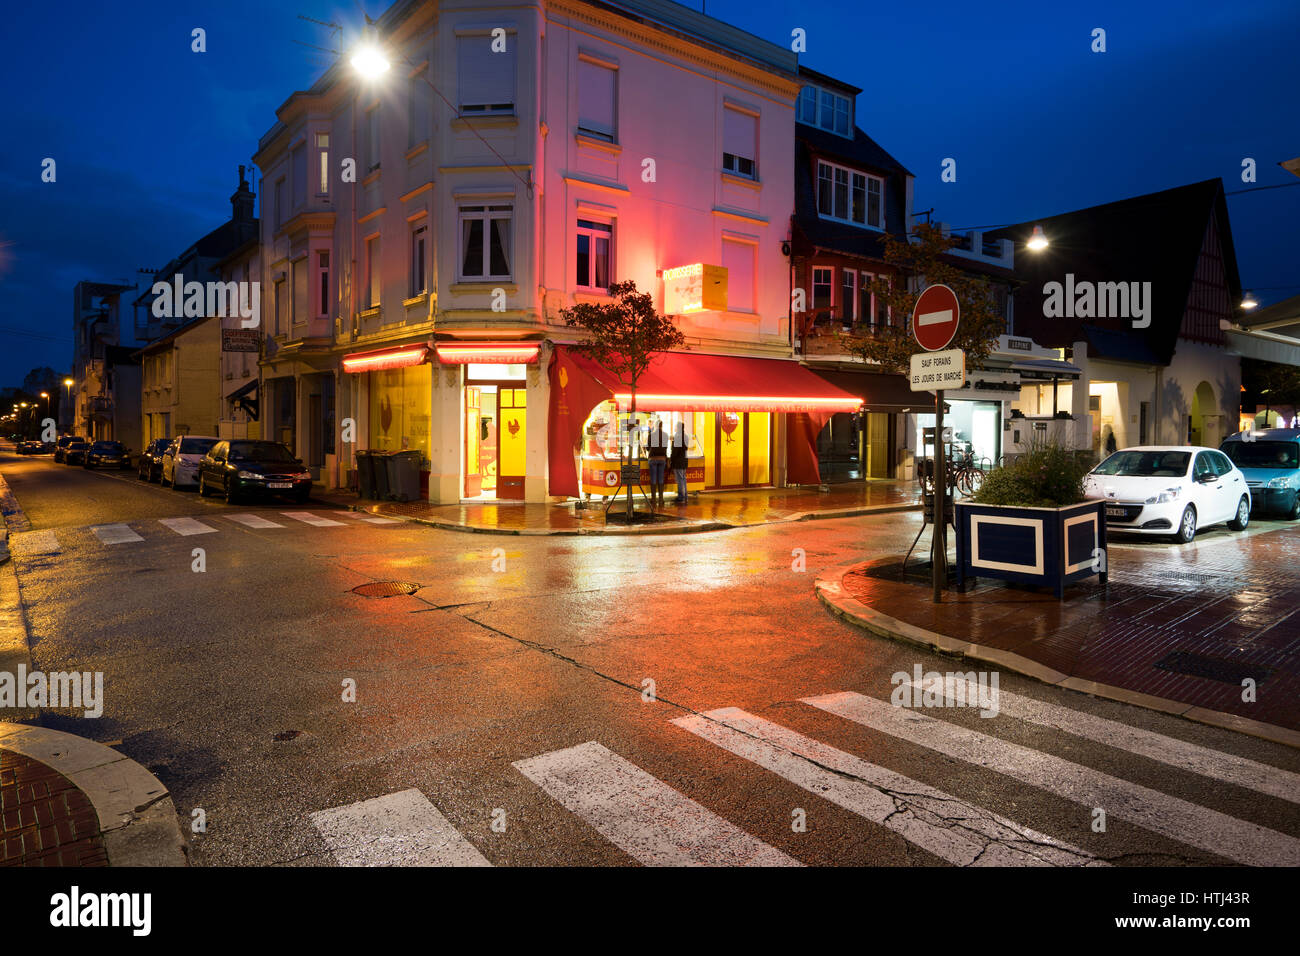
[160,435,220,489]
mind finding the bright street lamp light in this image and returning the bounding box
[351,37,390,77]
[1026,224,1049,252]
[1241,291,1259,310]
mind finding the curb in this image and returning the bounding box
[0,723,189,866]
[349,500,921,537]
[815,558,1300,750]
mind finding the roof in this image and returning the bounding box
[134,314,219,357]
[987,179,1242,364]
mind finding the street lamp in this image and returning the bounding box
[1241,291,1259,310]
[350,20,390,76]
[1026,224,1049,252]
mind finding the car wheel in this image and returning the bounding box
[224,480,239,505]
[1173,505,1197,544]
[1288,496,1300,521]
[1227,496,1250,531]
[162,469,171,488]
[137,466,147,481]
[198,474,210,497]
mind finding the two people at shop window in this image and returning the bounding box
[646,418,690,508]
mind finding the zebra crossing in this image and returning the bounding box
[309,687,1300,867]
[8,509,400,556]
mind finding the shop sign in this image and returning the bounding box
[662,263,727,314]
[221,328,260,352]
[910,348,966,391]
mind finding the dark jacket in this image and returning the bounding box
[647,422,669,458]
[669,427,688,469]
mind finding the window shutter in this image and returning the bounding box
[723,108,756,162]
[459,35,515,110]
[722,240,755,313]
[577,60,615,136]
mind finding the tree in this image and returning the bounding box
[1243,358,1300,415]
[844,223,1008,374]
[560,279,686,519]
[22,367,57,397]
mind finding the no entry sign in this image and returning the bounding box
[912,284,961,351]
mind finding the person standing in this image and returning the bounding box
[647,416,670,508]
[670,422,689,505]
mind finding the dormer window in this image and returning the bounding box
[797,84,851,137]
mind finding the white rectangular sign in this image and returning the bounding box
[910,348,966,391]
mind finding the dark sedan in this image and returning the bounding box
[54,435,86,463]
[84,440,131,470]
[197,440,313,504]
[136,437,173,482]
[63,439,90,465]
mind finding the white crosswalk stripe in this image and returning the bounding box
[91,523,143,545]
[903,677,1300,805]
[804,691,1300,867]
[281,511,345,527]
[158,516,218,536]
[673,708,1104,867]
[342,511,399,524]
[10,529,59,555]
[310,789,490,867]
[513,741,800,866]
[224,513,286,529]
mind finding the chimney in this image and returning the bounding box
[230,165,255,225]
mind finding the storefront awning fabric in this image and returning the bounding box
[804,367,916,413]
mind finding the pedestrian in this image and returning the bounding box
[670,422,689,505]
[646,416,670,508]
[1104,426,1117,456]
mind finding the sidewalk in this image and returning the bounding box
[316,480,920,535]
[816,527,1300,746]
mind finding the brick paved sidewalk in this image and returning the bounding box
[318,480,921,534]
[833,526,1300,736]
[0,749,108,867]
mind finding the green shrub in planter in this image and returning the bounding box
[971,440,1091,508]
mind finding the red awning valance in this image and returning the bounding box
[342,345,429,373]
[435,342,540,365]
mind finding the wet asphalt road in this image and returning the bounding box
[3,445,1299,867]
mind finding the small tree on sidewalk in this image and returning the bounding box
[847,223,1008,374]
[561,279,686,520]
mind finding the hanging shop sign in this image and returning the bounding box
[662,263,728,314]
[342,345,429,374]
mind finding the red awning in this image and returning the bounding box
[435,342,540,364]
[560,348,861,413]
[342,345,429,373]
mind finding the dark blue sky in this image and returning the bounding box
[2,0,1296,387]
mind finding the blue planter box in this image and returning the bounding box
[954,500,1108,599]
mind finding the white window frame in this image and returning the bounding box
[816,160,885,229]
[365,235,381,308]
[575,218,613,291]
[315,133,330,196]
[812,266,833,311]
[841,269,856,324]
[457,204,514,281]
[411,224,428,296]
[722,105,758,180]
[316,250,330,318]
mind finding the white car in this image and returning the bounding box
[160,435,220,489]
[1083,446,1251,543]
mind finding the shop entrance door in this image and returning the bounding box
[464,382,526,500]
[866,413,892,479]
[704,412,771,489]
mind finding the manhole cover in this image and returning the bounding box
[351,581,422,598]
[1153,651,1272,685]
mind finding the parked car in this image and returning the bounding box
[198,440,313,504]
[136,437,173,482]
[83,440,131,470]
[160,435,219,489]
[1220,428,1300,520]
[1083,446,1251,543]
[63,439,91,466]
[54,435,86,463]
[15,439,38,454]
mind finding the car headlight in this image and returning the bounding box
[1266,475,1293,489]
[294,472,312,480]
[1145,487,1182,504]
[237,470,263,479]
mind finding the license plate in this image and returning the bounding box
[1105,507,1126,518]
[268,482,293,489]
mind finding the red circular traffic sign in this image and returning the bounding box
[912,284,961,351]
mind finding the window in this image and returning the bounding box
[798,85,852,135]
[816,161,884,228]
[292,258,307,324]
[575,219,611,290]
[292,145,306,209]
[273,279,285,334]
[458,34,515,114]
[797,85,817,125]
[722,107,757,179]
[459,205,512,280]
[812,267,832,310]
[875,275,891,326]
[841,269,856,324]
[860,273,874,328]
[315,133,330,195]
[275,178,285,227]
[408,70,431,147]
[317,251,330,317]
[577,58,616,140]
[411,224,427,296]
[365,236,381,308]
[722,239,755,313]
[366,105,380,172]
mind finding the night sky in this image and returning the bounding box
[1,0,1296,387]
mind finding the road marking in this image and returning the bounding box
[343,512,400,525]
[10,529,59,555]
[224,513,285,529]
[513,741,800,867]
[804,692,1300,867]
[310,789,490,867]
[158,516,218,536]
[673,709,1102,866]
[904,677,1300,805]
[91,523,143,545]
[281,511,345,527]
